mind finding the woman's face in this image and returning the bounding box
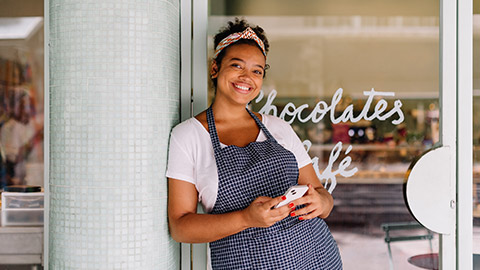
[211,43,266,107]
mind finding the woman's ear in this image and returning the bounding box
[210,60,219,78]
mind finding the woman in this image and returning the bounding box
[167,18,342,269]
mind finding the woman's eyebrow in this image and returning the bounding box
[228,57,245,63]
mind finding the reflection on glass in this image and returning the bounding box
[209,1,440,269]
[473,0,480,256]
[0,23,44,189]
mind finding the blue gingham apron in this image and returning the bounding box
[207,107,342,270]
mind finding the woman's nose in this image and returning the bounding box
[238,68,251,79]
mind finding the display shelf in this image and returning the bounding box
[310,143,426,152]
[335,176,406,185]
[309,142,420,184]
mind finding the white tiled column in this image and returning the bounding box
[48,1,180,269]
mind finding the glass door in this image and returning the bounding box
[181,0,470,269]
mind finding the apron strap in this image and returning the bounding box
[246,109,277,142]
[206,106,222,151]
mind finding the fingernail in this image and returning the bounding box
[282,196,286,200]
[288,203,294,208]
[299,217,304,221]
[290,212,295,217]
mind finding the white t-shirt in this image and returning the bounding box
[166,114,312,213]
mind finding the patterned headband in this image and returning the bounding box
[213,27,266,59]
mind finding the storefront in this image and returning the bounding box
[182,0,477,269]
[0,0,477,269]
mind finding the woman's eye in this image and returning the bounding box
[254,70,263,75]
[232,64,241,69]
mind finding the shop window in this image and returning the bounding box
[0,2,45,269]
[472,0,480,255]
[208,0,441,268]
[0,16,44,189]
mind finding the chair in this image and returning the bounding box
[381,221,434,270]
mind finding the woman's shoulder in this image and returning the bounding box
[171,117,205,140]
[172,117,197,130]
[261,113,290,129]
[260,113,299,141]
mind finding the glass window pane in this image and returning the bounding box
[473,0,480,260]
[209,1,440,269]
[0,18,44,189]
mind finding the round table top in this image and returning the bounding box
[408,253,480,270]
[475,253,480,270]
[408,253,438,270]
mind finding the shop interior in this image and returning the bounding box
[0,1,45,269]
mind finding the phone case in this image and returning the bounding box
[274,185,309,208]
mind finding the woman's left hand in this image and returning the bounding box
[288,184,333,220]
[291,163,335,220]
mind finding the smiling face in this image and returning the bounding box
[211,43,266,107]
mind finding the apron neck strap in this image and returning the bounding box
[245,109,276,141]
[206,106,222,151]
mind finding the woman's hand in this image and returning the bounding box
[241,195,292,228]
[169,179,293,243]
[292,163,335,220]
[288,184,333,220]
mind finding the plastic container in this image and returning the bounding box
[1,209,44,226]
[1,192,44,226]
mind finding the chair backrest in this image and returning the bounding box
[381,221,434,270]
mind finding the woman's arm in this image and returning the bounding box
[168,178,291,243]
[289,163,334,219]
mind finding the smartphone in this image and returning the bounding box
[274,185,309,209]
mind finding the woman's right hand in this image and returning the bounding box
[169,179,293,243]
[241,196,293,228]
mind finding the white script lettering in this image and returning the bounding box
[256,88,404,125]
[304,140,358,193]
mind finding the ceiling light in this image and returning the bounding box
[0,17,43,40]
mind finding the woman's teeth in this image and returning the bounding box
[235,84,250,91]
